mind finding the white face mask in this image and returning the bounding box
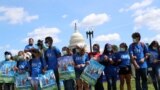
[62,51,67,56]
[133,39,137,43]
[120,48,125,52]
[153,47,158,50]
[45,43,49,48]
[76,49,80,53]
[5,55,11,60]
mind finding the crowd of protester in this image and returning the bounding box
[1,32,160,90]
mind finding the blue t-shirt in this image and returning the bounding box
[117,51,131,68]
[148,48,159,67]
[73,53,89,72]
[103,52,118,77]
[129,42,148,68]
[30,58,43,77]
[45,46,61,70]
[24,44,35,51]
[17,60,29,71]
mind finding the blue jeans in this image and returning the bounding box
[135,68,148,90]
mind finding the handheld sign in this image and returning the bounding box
[80,59,105,86]
[38,70,57,90]
[0,61,17,83]
[15,72,32,90]
[58,56,75,80]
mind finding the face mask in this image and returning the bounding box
[76,49,80,53]
[18,55,24,60]
[153,47,157,50]
[93,48,99,52]
[45,43,49,48]
[120,48,125,52]
[107,48,112,51]
[133,39,137,43]
[62,51,67,55]
[5,55,11,60]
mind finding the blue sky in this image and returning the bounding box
[0,0,160,60]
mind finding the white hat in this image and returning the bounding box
[24,52,32,60]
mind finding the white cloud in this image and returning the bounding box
[129,0,153,10]
[143,34,160,43]
[62,14,68,19]
[23,27,61,43]
[81,13,110,27]
[120,0,160,32]
[94,33,120,42]
[120,0,153,12]
[134,7,160,31]
[70,13,110,28]
[0,6,39,24]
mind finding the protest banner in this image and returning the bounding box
[58,56,75,80]
[0,61,17,83]
[80,59,105,86]
[39,70,57,90]
[15,72,32,90]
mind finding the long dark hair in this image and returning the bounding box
[93,43,100,53]
[149,40,159,50]
[102,43,113,55]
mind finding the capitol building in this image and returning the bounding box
[69,23,86,50]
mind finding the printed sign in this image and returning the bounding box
[80,60,105,86]
[15,72,32,90]
[58,56,75,80]
[38,70,57,90]
[0,61,17,83]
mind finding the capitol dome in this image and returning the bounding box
[69,23,86,49]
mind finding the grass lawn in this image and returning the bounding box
[102,77,154,90]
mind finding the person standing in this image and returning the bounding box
[147,40,160,90]
[16,51,30,74]
[102,43,118,90]
[73,44,89,90]
[0,51,16,90]
[117,43,131,90]
[28,49,47,90]
[129,32,149,90]
[24,38,35,53]
[36,39,47,58]
[61,46,75,90]
[88,44,104,90]
[44,36,61,90]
